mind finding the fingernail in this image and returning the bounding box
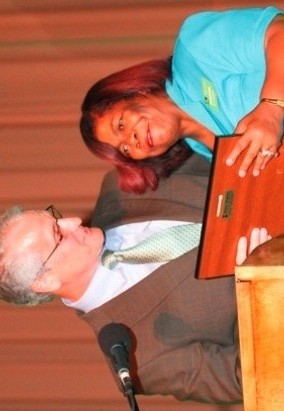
[253,170,260,176]
[226,158,233,166]
[238,170,246,177]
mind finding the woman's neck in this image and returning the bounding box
[180,112,215,149]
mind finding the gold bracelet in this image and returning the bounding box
[260,98,284,108]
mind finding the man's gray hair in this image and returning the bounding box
[0,206,53,306]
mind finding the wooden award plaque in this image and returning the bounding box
[196,136,284,279]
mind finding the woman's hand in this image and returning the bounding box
[236,227,272,265]
[226,102,283,177]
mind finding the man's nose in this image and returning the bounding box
[57,217,82,236]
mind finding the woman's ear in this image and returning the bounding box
[31,271,61,293]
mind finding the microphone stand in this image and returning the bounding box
[126,391,140,411]
[122,379,140,411]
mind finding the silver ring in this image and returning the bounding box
[259,148,276,157]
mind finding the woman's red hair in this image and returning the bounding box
[80,58,191,194]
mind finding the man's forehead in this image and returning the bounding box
[22,209,52,220]
[25,210,47,217]
[8,210,51,235]
[4,210,51,257]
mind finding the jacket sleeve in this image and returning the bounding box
[136,340,242,404]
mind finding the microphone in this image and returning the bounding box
[98,323,133,394]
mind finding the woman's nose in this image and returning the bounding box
[128,132,140,149]
[57,217,82,236]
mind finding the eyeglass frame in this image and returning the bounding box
[42,205,63,266]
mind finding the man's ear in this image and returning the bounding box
[31,271,61,293]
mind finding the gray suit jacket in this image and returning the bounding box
[79,155,242,404]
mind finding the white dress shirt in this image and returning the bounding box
[63,220,201,313]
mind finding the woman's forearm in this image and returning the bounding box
[261,14,284,101]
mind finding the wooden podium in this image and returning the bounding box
[235,234,284,411]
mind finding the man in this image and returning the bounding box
[0,154,268,405]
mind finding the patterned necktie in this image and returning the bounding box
[101,223,202,269]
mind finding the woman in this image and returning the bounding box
[80,6,284,193]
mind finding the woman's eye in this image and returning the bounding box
[118,117,124,131]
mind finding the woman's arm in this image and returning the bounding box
[262,14,284,99]
[226,14,284,177]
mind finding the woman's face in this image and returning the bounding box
[94,94,184,160]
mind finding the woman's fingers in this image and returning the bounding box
[236,228,272,265]
[236,236,248,265]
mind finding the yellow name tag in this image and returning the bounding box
[201,78,218,110]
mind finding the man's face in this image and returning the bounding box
[4,211,105,296]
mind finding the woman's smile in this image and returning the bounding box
[147,123,154,148]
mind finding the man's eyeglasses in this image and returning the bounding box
[43,205,63,266]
